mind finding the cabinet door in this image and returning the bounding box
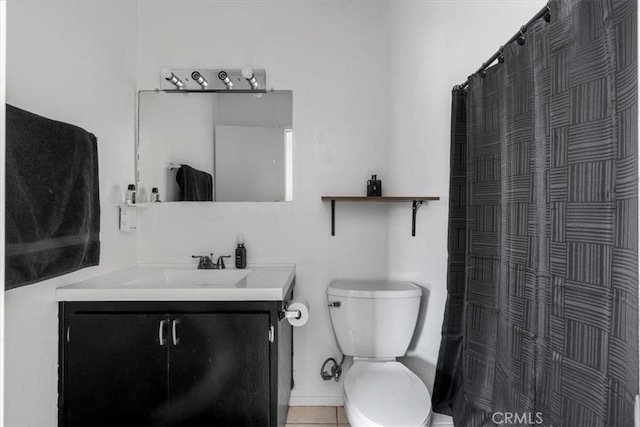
[165,313,271,426]
[62,313,169,426]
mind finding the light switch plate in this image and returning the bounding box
[119,206,137,232]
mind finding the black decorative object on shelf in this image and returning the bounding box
[366,174,382,197]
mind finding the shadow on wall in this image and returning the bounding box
[408,284,430,353]
[401,285,435,390]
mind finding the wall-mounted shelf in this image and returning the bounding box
[321,196,440,236]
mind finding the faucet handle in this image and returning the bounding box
[216,255,232,269]
[192,255,213,269]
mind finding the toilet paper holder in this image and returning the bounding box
[279,300,310,327]
[279,307,301,321]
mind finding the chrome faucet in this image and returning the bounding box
[191,254,215,269]
[192,254,231,269]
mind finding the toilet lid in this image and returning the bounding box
[328,280,421,299]
[344,361,431,426]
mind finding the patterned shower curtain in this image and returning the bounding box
[433,1,638,426]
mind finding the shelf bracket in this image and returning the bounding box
[323,196,438,237]
[331,199,336,236]
[412,200,423,237]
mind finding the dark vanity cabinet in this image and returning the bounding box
[58,297,293,427]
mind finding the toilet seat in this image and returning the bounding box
[343,361,432,427]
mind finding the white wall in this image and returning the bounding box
[1,0,7,423]
[4,1,138,424]
[135,0,547,405]
[2,0,554,421]
[135,0,392,405]
[386,0,545,393]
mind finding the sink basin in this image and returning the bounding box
[56,264,295,302]
[125,269,251,288]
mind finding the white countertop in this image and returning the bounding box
[55,264,296,302]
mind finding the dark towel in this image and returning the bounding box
[5,104,100,290]
[175,164,213,201]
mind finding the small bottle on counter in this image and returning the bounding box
[152,187,161,202]
[235,236,247,269]
[126,184,136,205]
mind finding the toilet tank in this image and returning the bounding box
[327,280,422,358]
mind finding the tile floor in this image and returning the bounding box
[286,406,349,427]
[286,406,455,427]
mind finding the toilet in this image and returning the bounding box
[327,280,432,427]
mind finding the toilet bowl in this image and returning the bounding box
[343,361,431,427]
[327,280,432,427]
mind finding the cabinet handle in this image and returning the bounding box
[159,319,168,346]
[171,319,180,346]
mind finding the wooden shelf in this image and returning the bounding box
[321,196,440,236]
[321,196,440,202]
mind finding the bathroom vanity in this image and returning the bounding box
[56,265,295,427]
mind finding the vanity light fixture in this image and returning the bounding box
[218,71,234,89]
[191,71,209,89]
[161,69,184,89]
[242,68,260,90]
[159,68,266,91]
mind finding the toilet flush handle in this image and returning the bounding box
[328,301,341,308]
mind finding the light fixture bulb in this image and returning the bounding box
[218,71,234,89]
[242,68,259,90]
[161,69,184,89]
[241,68,253,79]
[191,71,209,89]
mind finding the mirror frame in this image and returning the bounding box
[136,89,293,203]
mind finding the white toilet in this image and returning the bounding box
[327,280,432,427]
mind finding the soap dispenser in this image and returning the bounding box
[235,236,247,269]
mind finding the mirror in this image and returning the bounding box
[137,90,293,202]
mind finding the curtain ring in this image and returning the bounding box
[517,26,526,45]
[544,1,552,22]
[477,62,487,78]
[498,46,505,64]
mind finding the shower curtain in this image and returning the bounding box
[433,1,638,426]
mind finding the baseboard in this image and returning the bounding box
[289,396,344,406]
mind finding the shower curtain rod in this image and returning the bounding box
[455,1,551,90]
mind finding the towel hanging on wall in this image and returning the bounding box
[5,104,101,290]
